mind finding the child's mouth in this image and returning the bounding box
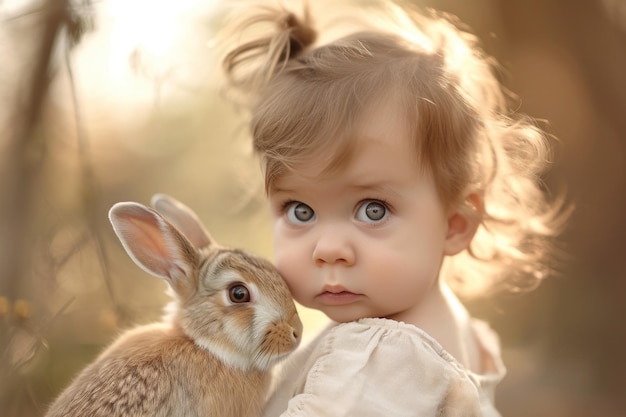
[316,288,364,305]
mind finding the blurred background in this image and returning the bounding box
[1,0,624,416]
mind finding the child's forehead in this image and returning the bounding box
[271,121,421,190]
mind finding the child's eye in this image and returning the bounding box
[355,200,388,223]
[286,201,316,224]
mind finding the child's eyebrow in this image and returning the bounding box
[269,181,404,198]
[268,186,294,195]
[347,182,402,198]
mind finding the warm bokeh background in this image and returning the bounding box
[1,0,624,416]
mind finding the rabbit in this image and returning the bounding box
[44,194,302,417]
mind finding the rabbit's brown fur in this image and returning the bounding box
[45,323,268,417]
[47,323,269,417]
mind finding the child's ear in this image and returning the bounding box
[443,193,482,256]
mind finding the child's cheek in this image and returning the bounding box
[273,244,299,287]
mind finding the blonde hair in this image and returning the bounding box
[220,0,567,297]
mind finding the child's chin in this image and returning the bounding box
[322,308,371,324]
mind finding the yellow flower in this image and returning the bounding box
[14,299,34,321]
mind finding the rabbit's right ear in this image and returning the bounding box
[150,194,214,249]
[109,202,198,298]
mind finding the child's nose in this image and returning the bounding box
[312,226,355,266]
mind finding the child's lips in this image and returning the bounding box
[316,285,364,305]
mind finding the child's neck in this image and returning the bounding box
[390,281,481,373]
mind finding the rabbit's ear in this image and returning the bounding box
[109,202,198,298]
[150,194,214,249]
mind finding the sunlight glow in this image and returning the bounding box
[68,0,217,123]
[106,0,194,78]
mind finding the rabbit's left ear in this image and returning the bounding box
[150,194,214,250]
[109,202,198,299]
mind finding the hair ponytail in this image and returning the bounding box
[222,3,316,100]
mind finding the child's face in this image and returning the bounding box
[268,107,455,323]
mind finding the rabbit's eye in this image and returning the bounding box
[228,284,251,303]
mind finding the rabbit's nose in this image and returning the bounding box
[289,312,303,343]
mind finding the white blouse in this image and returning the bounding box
[262,318,506,417]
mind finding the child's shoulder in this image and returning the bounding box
[314,317,505,381]
[264,318,506,416]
